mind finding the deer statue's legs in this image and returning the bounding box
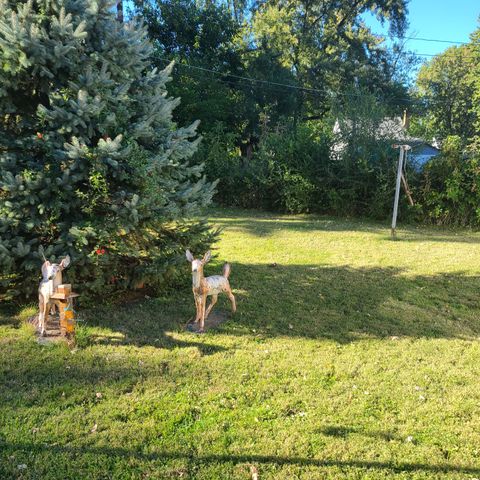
[226,287,236,314]
[38,295,47,336]
[199,293,207,332]
[194,294,201,323]
[205,294,218,319]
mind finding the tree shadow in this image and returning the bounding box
[318,425,400,442]
[79,298,226,355]
[210,211,480,243]
[400,232,480,244]
[0,327,224,415]
[0,297,225,355]
[211,215,386,238]
[2,262,479,346]
[2,441,480,476]
[77,262,480,344]
[0,300,226,414]
[0,303,25,327]
[209,262,480,343]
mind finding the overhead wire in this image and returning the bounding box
[390,35,470,45]
[157,56,419,104]
[152,31,479,105]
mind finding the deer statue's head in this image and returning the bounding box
[186,250,211,274]
[41,255,71,281]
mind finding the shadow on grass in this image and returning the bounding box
[72,263,480,345]
[318,425,401,442]
[77,295,227,355]
[0,304,25,327]
[203,263,480,343]
[211,213,480,243]
[212,216,386,238]
[2,442,480,476]
[2,263,479,346]
[0,288,227,354]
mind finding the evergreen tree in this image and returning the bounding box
[0,0,216,300]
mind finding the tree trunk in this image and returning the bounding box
[117,0,123,23]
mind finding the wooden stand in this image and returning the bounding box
[50,285,80,337]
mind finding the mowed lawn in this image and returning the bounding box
[2,209,480,479]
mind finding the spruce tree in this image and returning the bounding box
[0,0,216,299]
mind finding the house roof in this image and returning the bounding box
[333,117,441,151]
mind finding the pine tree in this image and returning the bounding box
[0,0,216,300]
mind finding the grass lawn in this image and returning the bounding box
[1,208,480,479]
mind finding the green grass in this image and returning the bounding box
[2,208,480,479]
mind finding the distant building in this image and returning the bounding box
[332,117,441,168]
[409,143,441,168]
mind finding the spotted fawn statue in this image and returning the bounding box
[186,250,236,332]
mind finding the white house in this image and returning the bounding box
[332,116,441,168]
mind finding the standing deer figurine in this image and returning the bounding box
[186,250,236,333]
[38,255,70,336]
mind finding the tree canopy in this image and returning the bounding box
[415,45,477,145]
[134,0,412,145]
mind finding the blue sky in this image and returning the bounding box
[364,0,479,57]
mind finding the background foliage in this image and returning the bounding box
[134,0,480,226]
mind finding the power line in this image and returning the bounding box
[170,63,306,97]
[156,40,479,102]
[156,55,327,94]
[377,47,479,60]
[393,35,470,45]
[411,51,478,58]
[158,57,419,104]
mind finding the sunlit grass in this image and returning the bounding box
[1,208,480,479]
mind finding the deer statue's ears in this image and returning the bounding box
[186,250,194,263]
[41,260,51,279]
[202,250,212,264]
[60,255,71,270]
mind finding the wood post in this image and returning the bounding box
[50,289,80,337]
[391,145,405,238]
[401,173,414,206]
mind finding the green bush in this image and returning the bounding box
[280,170,316,214]
[420,136,480,226]
[199,118,417,219]
[199,121,331,213]
[199,121,480,228]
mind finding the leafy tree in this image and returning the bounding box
[249,0,411,121]
[469,27,480,149]
[415,45,477,145]
[134,0,247,134]
[0,0,216,300]
[136,0,412,150]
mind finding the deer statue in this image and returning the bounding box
[38,255,70,336]
[186,250,236,333]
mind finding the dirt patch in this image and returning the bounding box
[185,310,230,333]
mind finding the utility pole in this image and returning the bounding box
[391,144,411,238]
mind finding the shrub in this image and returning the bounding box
[199,121,331,213]
[420,136,480,226]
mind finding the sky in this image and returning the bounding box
[364,0,479,57]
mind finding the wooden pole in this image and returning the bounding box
[391,146,405,238]
[401,173,414,206]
